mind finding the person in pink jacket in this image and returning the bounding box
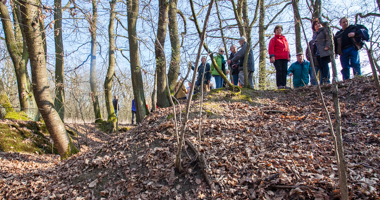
[268,25,290,89]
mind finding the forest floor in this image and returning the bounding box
[1,76,380,199]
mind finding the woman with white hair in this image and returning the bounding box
[210,47,226,89]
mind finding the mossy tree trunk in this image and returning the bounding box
[167,0,180,91]
[104,0,117,123]
[54,0,65,121]
[19,0,78,159]
[90,0,102,123]
[0,1,38,120]
[127,0,149,123]
[0,76,14,115]
[155,0,170,108]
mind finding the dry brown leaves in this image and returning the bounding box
[1,77,380,199]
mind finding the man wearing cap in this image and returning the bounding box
[211,47,226,89]
[228,36,255,88]
[287,52,312,88]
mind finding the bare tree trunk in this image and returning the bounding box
[54,0,65,121]
[20,0,78,159]
[292,0,302,53]
[127,0,148,123]
[167,0,180,91]
[104,0,117,122]
[90,0,102,123]
[155,0,170,108]
[312,0,322,20]
[0,2,37,119]
[258,0,266,89]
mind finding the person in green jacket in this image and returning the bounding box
[287,52,312,88]
[211,47,226,89]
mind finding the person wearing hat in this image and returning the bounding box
[228,36,255,88]
[287,52,312,88]
[211,47,226,89]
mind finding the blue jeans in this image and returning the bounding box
[214,75,223,88]
[340,46,361,80]
[114,110,118,117]
[232,74,239,86]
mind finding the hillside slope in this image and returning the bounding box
[1,77,380,199]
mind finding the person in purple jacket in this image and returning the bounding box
[131,99,136,124]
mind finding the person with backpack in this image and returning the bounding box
[228,45,240,86]
[334,17,369,80]
[268,25,290,89]
[310,19,332,85]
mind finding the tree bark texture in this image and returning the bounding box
[292,0,303,53]
[366,48,380,99]
[90,0,102,123]
[54,0,65,121]
[155,0,170,108]
[127,0,148,123]
[104,0,117,122]
[19,0,78,159]
[0,2,38,119]
[312,0,322,20]
[167,0,181,91]
[258,0,266,89]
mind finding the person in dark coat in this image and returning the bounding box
[113,95,119,117]
[310,19,331,85]
[228,45,240,86]
[191,56,211,92]
[229,37,255,88]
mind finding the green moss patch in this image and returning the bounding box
[0,121,57,154]
[96,119,116,133]
[4,111,30,121]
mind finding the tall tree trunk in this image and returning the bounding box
[54,0,65,121]
[127,0,148,123]
[0,2,37,119]
[155,0,170,108]
[292,0,302,53]
[19,0,78,159]
[258,0,266,89]
[312,0,322,20]
[90,0,102,123]
[104,0,117,122]
[167,0,180,91]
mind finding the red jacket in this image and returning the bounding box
[268,34,290,60]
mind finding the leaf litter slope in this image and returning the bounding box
[1,76,380,199]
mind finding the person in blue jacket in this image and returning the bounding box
[287,52,312,88]
[131,99,136,124]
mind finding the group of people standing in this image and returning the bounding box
[271,17,367,89]
[190,17,367,90]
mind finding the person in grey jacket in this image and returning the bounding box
[228,37,254,88]
[311,19,332,85]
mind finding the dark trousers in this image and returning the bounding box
[132,111,136,124]
[274,59,288,87]
[316,56,331,84]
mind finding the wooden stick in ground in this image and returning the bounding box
[166,76,180,145]
[326,22,350,200]
[175,0,214,173]
[298,14,349,199]
[185,139,214,191]
[364,44,380,99]
[197,52,208,151]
